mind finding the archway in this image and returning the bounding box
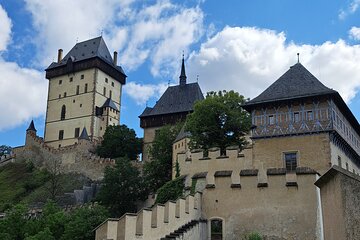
[210,218,223,240]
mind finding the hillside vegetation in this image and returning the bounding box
[0,162,89,211]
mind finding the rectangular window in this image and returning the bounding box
[111,82,114,87]
[294,112,300,123]
[338,156,342,167]
[76,85,80,95]
[63,92,67,97]
[109,90,112,98]
[105,78,108,83]
[85,84,88,93]
[307,111,313,120]
[81,74,84,79]
[346,162,349,171]
[58,130,64,140]
[284,152,297,172]
[70,77,73,82]
[59,80,62,85]
[103,87,106,96]
[269,115,275,125]
[74,128,80,138]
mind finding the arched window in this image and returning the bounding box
[211,218,223,240]
[61,105,66,120]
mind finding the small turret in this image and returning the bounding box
[26,120,37,133]
[78,127,90,141]
[25,120,37,146]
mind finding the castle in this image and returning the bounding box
[95,58,360,239]
[7,37,359,239]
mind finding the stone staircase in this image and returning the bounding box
[95,192,206,240]
[160,219,207,240]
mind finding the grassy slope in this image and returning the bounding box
[0,162,89,211]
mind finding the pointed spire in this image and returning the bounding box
[78,127,90,140]
[179,53,187,86]
[26,120,37,132]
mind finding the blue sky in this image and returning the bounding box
[0,0,360,147]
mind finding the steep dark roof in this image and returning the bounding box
[139,82,204,118]
[46,36,125,75]
[78,127,90,140]
[174,125,191,143]
[179,57,187,86]
[102,98,118,111]
[245,63,336,106]
[26,120,36,132]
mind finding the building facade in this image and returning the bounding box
[44,37,126,148]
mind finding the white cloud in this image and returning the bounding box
[0,5,12,51]
[124,82,168,105]
[349,26,360,40]
[187,26,360,103]
[339,0,360,19]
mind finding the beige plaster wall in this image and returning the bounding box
[142,126,161,162]
[202,173,320,240]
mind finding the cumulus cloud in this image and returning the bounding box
[0,5,12,51]
[349,26,360,40]
[187,26,360,103]
[124,82,168,105]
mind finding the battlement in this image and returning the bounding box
[187,167,319,192]
[95,192,202,240]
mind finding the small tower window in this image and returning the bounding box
[269,115,275,125]
[81,74,84,79]
[74,128,80,138]
[60,105,66,120]
[338,156,342,167]
[109,90,112,98]
[103,87,106,96]
[59,80,62,85]
[284,152,297,172]
[58,130,64,140]
[59,94,61,99]
[293,112,300,123]
[69,77,73,82]
[63,92,67,97]
[111,82,114,87]
[307,111,314,120]
[80,104,82,108]
[85,83,88,93]
[76,85,80,95]
[105,78,108,83]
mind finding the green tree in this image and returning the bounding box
[61,205,108,240]
[0,204,28,240]
[185,90,251,153]
[0,145,12,157]
[25,228,55,240]
[97,158,146,217]
[96,125,142,160]
[155,177,185,204]
[143,124,182,193]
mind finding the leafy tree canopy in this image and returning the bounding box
[96,125,142,160]
[97,158,147,217]
[185,90,251,153]
[155,177,185,204]
[0,145,12,157]
[143,123,183,193]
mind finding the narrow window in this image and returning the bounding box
[73,99,75,103]
[109,90,112,98]
[338,156,342,167]
[58,130,64,140]
[76,85,80,95]
[105,78,108,83]
[60,105,66,120]
[74,128,80,138]
[81,74,84,79]
[59,80,62,85]
[111,82,114,87]
[103,87,106,96]
[269,115,275,125]
[80,104,82,108]
[211,219,223,240]
[307,111,313,120]
[59,94,61,99]
[294,112,300,122]
[284,152,297,172]
[69,77,73,82]
[64,92,67,97]
[85,83,88,93]
[346,162,349,171]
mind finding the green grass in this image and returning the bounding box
[0,162,90,211]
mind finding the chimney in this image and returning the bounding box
[113,51,118,65]
[57,49,63,63]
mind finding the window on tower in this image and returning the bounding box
[105,78,108,83]
[284,152,297,172]
[293,112,300,123]
[81,74,84,79]
[109,90,112,98]
[111,82,114,87]
[61,105,66,120]
[74,128,80,138]
[58,130,64,140]
[69,77,73,82]
[76,85,80,95]
[85,84,88,93]
[59,80,62,85]
[103,87,106,96]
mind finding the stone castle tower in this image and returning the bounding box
[44,37,126,148]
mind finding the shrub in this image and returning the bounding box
[155,177,185,204]
[243,232,262,240]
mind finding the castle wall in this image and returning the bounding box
[201,172,320,240]
[142,126,161,162]
[315,166,360,240]
[330,141,360,174]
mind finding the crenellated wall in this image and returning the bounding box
[13,131,115,180]
[95,192,203,240]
